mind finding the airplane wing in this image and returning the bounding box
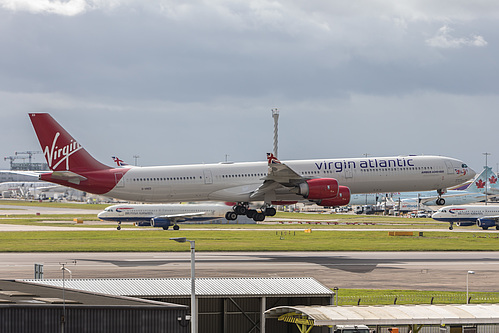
[249,153,306,200]
[159,211,206,223]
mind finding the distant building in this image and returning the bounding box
[10,162,48,171]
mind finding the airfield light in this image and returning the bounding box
[170,237,197,333]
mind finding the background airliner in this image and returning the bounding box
[362,166,499,211]
[29,113,475,222]
[432,205,499,230]
[0,181,64,199]
[98,202,231,230]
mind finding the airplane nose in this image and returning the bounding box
[468,167,476,179]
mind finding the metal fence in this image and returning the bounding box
[339,294,499,306]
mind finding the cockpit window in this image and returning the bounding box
[462,164,468,168]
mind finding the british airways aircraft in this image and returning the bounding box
[98,202,231,230]
[29,113,475,222]
[432,205,499,230]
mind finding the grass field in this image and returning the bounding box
[0,229,498,252]
[338,289,499,305]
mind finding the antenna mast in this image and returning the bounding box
[271,108,279,158]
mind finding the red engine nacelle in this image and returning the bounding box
[295,178,339,199]
[316,186,351,207]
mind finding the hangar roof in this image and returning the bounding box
[265,304,499,327]
[0,280,184,308]
[21,277,334,298]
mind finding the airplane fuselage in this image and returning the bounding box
[98,203,229,223]
[100,155,472,203]
[432,205,499,223]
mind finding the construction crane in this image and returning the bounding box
[15,151,42,164]
[4,155,26,169]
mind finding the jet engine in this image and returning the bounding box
[477,218,497,230]
[316,186,351,207]
[294,178,339,199]
[150,217,172,228]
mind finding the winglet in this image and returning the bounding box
[112,156,129,167]
[267,153,281,165]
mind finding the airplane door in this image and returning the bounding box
[203,170,213,184]
[345,169,353,179]
[444,161,454,175]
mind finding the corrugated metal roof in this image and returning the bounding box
[265,304,499,326]
[20,277,333,298]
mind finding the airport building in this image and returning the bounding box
[0,280,188,333]
[3,278,499,332]
[20,277,335,332]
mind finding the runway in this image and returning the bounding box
[1,251,498,292]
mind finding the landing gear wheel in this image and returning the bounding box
[234,205,248,215]
[253,212,266,222]
[246,209,257,219]
[163,226,169,230]
[173,225,180,230]
[265,207,277,216]
[117,225,121,230]
[436,198,445,205]
[449,225,453,230]
[225,211,237,220]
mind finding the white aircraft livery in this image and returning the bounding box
[98,203,231,230]
[29,113,475,222]
[432,205,499,230]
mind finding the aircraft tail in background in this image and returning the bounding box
[466,166,499,193]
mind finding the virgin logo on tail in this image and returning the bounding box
[43,132,82,171]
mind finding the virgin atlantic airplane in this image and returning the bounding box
[29,113,475,222]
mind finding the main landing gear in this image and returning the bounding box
[161,224,180,230]
[436,189,446,206]
[117,221,121,230]
[225,203,277,222]
[449,222,454,230]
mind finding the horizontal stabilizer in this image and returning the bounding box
[46,171,88,185]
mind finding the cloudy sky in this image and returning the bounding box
[0,0,498,173]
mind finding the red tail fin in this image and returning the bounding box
[29,113,110,172]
